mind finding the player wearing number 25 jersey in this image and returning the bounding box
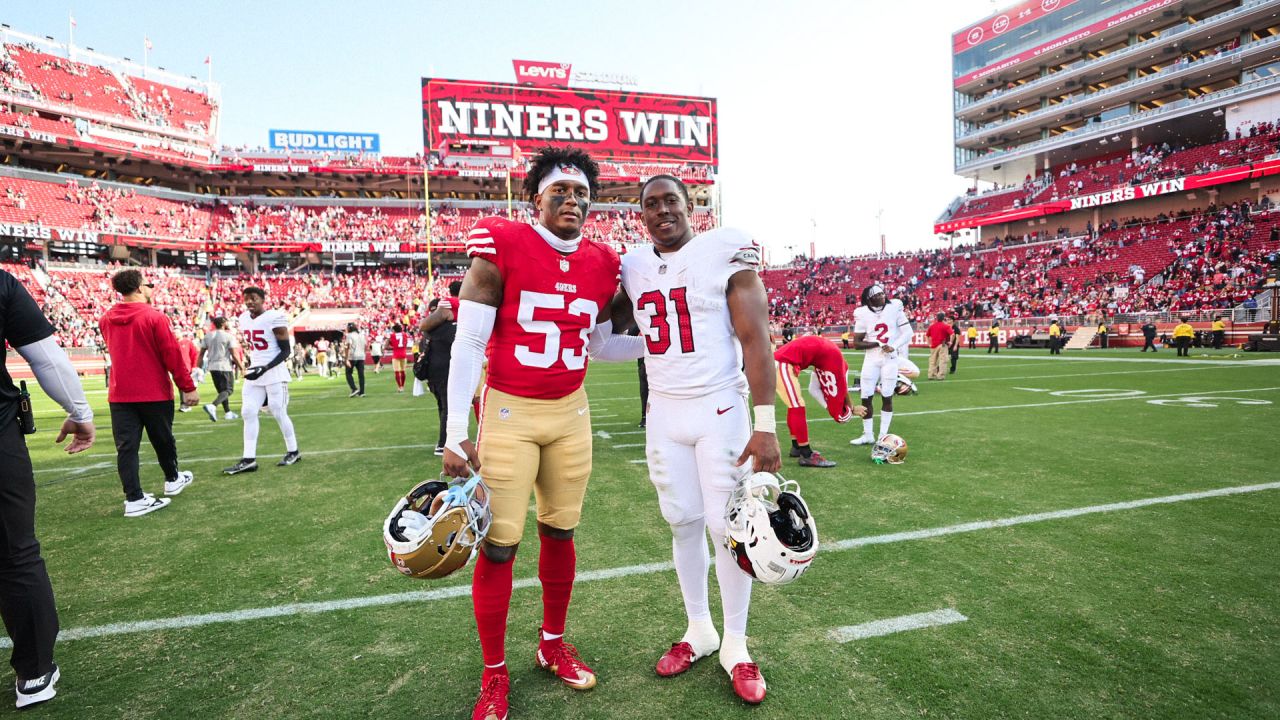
[604,175,779,705]
[442,148,619,720]
[224,286,300,476]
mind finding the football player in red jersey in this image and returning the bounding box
[774,334,867,468]
[386,324,412,392]
[590,175,781,704]
[442,147,620,720]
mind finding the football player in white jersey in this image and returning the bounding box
[849,285,912,445]
[223,286,300,474]
[590,175,779,705]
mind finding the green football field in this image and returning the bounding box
[12,348,1280,719]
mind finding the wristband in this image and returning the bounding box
[752,404,776,434]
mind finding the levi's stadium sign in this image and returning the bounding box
[513,59,571,88]
[422,78,717,165]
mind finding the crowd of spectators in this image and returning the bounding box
[768,201,1280,329]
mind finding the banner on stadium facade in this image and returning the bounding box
[422,78,718,165]
[513,59,572,88]
[955,0,1179,87]
[268,129,381,153]
[954,0,1078,54]
[0,125,58,144]
[252,164,312,173]
[0,222,98,244]
[1067,176,1188,210]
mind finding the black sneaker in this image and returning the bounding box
[223,459,258,475]
[789,446,803,458]
[798,451,837,468]
[433,445,445,456]
[15,664,59,709]
[277,451,302,467]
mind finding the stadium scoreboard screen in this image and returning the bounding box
[421,78,718,165]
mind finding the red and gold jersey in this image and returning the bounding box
[465,216,620,400]
[387,332,412,359]
[774,334,851,420]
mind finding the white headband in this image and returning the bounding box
[867,284,885,297]
[537,163,590,198]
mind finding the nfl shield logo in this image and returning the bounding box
[559,259,570,272]
[658,264,668,274]
[499,408,511,420]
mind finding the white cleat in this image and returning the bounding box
[850,433,876,446]
[224,411,239,420]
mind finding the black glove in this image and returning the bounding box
[244,366,266,381]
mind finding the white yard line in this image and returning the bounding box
[829,609,969,643]
[7,480,1277,649]
[612,443,645,449]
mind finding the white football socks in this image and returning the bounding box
[683,617,720,658]
[670,520,711,627]
[719,632,752,673]
[879,411,893,438]
[862,417,874,438]
[711,531,752,639]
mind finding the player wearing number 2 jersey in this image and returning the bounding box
[593,175,779,705]
[442,148,620,720]
[850,284,912,446]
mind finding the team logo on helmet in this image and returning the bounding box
[383,474,491,580]
[871,434,908,465]
[724,473,818,585]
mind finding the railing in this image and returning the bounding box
[957,74,1280,172]
[955,0,1273,108]
[958,34,1280,143]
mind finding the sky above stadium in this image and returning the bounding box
[8,0,1000,260]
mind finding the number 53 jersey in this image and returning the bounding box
[621,227,762,400]
[467,216,621,400]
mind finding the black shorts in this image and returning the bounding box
[211,370,234,394]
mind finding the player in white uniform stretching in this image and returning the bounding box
[223,286,301,474]
[591,174,779,705]
[850,284,912,445]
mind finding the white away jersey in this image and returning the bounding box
[853,299,911,356]
[238,309,291,386]
[621,227,761,399]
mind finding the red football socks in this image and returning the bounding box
[472,550,515,669]
[394,371,405,389]
[787,406,809,446]
[538,532,576,638]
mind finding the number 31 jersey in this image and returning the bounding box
[237,308,291,386]
[621,227,761,400]
[466,216,620,400]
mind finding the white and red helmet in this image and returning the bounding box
[724,473,818,585]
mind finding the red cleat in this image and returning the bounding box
[536,637,597,690]
[472,673,509,720]
[655,642,700,677]
[730,662,767,704]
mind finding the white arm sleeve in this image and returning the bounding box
[587,322,645,362]
[15,336,93,423]
[444,300,496,456]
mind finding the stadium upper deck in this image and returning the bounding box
[952,0,1280,182]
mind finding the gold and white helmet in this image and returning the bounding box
[384,474,491,580]
[871,434,908,464]
[724,472,818,585]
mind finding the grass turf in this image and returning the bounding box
[10,348,1280,719]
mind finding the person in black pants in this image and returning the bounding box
[628,326,649,427]
[987,322,1001,353]
[344,323,367,398]
[97,270,199,517]
[948,317,961,374]
[1,268,96,708]
[421,299,456,455]
[1140,321,1158,352]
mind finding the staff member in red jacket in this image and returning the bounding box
[926,313,954,380]
[99,270,200,518]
